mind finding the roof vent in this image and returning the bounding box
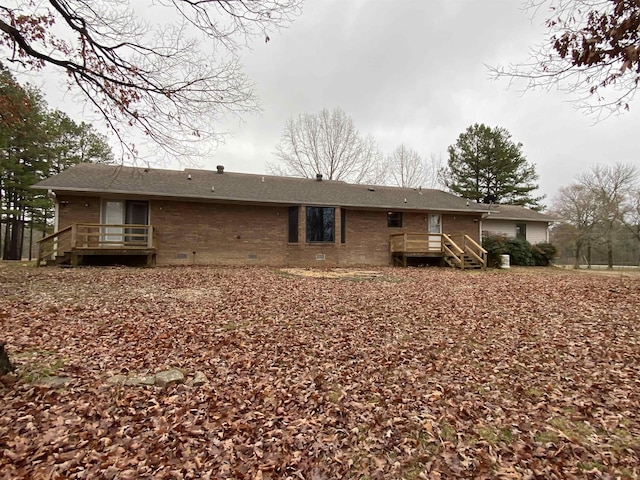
[216,165,224,174]
[316,173,323,181]
[188,174,192,180]
[367,187,375,192]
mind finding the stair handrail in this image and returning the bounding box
[441,234,464,255]
[36,225,74,267]
[463,235,487,269]
[442,244,462,267]
[441,234,465,269]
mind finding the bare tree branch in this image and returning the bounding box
[270,107,381,184]
[489,0,640,117]
[0,0,302,161]
[385,143,426,188]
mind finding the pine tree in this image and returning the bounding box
[443,123,543,209]
[0,65,113,259]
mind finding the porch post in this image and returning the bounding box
[70,224,77,248]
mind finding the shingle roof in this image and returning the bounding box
[33,163,489,213]
[482,204,558,222]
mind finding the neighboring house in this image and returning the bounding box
[33,163,491,268]
[481,204,557,244]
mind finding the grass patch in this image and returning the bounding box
[17,354,66,383]
[548,416,594,443]
[219,320,249,332]
[525,387,545,397]
[438,420,456,442]
[578,461,607,473]
[477,426,513,445]
[534,430,561,444]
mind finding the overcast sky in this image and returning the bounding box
[33,0,640,208]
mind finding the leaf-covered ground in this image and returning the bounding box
[1,266,639,479]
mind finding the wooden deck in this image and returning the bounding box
[37,223,156,267]
[390,233,487,269]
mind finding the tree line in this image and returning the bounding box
[551,163,639,268]
[0,64,112,260]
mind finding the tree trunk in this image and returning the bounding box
[573,240,582,269]
[4,218,23,260]
[607,231,614,269]
[28,218,34,261]
[0,342,16,375]
[2,221,10,260]
[19,210,26,261]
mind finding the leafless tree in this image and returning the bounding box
[0,1,302,160]
[553,163,639,268]
[384,143,427,188]
[551,183,599,268]
[622,188,640,243]
[270,107,381,183]
[578,163,638,268]
[425,153,446,190]
[490,0,640,117]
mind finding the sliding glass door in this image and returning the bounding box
[101,200,149,245]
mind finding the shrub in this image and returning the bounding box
[482,235,556,268]
[532,242,558,266]
[506,237,534,266]
[482,234,509,268]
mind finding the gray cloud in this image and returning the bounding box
[27,0,639,206]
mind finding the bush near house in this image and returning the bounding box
[531,242,558,266]
[482,234,557,267]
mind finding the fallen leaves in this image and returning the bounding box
[0,266,639,478]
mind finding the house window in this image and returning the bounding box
[306,207,335,243]
[387,211,402,228]
[341,208,346,244]
[516,223,527,240]
[428,214,441,234]
[288,206,299,243]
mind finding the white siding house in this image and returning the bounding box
[481,205,557,244]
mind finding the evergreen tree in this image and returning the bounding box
[0,65,112,259]
[443,123,543,209]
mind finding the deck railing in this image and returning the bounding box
[37,223,154,266]
[389,233,443,254]
[36,225,73,267]
[390,233,487,269]
[73,223,154,249]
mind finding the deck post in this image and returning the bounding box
[70,224,77,249]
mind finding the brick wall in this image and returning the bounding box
[56,194,100,229]
[151,200,288,266]
[57,195,101,228]
[442,213,482,245]
[52,194,483,267]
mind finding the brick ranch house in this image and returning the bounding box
[33,163,496,268]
